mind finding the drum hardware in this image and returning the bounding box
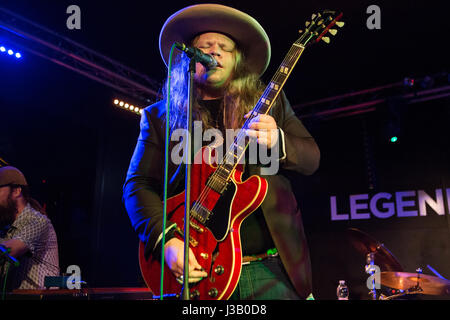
[378,288,422,300]
[378,268,425,300]
[380,270,450,297]
[346,228,450,300]
[365,252,377,300]
[347,228,403,299]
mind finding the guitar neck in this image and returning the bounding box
[206,42,307,190]
[252,43,305,116]
[208,9,344,188]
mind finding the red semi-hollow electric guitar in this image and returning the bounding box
[139,10,344,300]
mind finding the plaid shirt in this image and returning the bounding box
[0,203,59,290]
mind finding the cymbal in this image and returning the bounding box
[380,271,450,295]
[346,228,403,271]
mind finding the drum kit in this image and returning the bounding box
[346,228,450,300]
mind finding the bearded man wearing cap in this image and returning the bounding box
[123,4,320,300]
[0,166,59,290]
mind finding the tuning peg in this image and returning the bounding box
[311,14,317,20]
[298,29,304,34]
[328,29,338,36]
[305,21,310,27]
[336,21,345,28]
[321,37,330,44]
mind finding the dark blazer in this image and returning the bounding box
[123,92,320,299]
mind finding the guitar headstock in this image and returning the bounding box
[296,10,344,47]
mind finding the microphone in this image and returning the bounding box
[174,42,218,69]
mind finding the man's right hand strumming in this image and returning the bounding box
[164,237,208,283]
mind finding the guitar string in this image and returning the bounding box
[190,25,323,227]
[205,15,326,184]
[220,44,303,163]
[188,23,313,225]
[188,45,305,224]
[191,23,326,227]
[200,18,330,207]
[189,43,306,221]
[218,45,304,169]
[190,44,306,217]
[207,21,325,187]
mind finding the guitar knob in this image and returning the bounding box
[190,290,200,300]
[208,288,218,298]
[214,265,224,275]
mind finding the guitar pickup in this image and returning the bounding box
[191,204,211,224]
[175,227,199,247]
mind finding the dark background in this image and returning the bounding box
[0,0,449,299]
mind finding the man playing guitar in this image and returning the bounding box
[123,4,320,300]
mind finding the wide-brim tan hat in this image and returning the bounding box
[159,4,271,76]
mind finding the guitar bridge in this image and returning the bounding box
[206,174,228,194]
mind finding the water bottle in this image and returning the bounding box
[337,280,349,300]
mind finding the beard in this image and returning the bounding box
[0,194,18,230]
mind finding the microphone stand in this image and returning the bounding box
[181,57,196,300]
[0,246,20,300]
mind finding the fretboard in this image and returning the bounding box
[207,42,306,191]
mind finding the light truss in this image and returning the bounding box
[294,72,450,120]
[0,6,161,105]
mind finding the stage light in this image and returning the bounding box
[403,77,415,87]
[0,45,22,59]
[384,98,405,145]
[112,98,142,116]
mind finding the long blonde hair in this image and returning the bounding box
[162,43,265,133]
